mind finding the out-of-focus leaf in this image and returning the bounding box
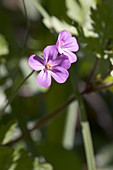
[11,97,39,156]
[38,164,53,170]
[110,70,113,77]
[90,0,113,56]
[103,75,113,92]
[39,144,82,170]
[78,0,113,70]
[43,16,78,35]
[33,157,53,170]
[2,122,18,144]
[91,0,113,37]
[14,149,53,170]
[109,57,113,65]
[0,76,7,85]
[15,150,33,170]
[0,120,16,143]
[96,143,113,169]
[0,147,13,170]
[31,0,77,35]
[66,0,97,36]
[0,34,9,56]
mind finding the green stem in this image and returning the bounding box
[82,122,96,170]
[70,64,96,170]
[75,91,87,122]
[0,70,35,116]
[76,92,96,170]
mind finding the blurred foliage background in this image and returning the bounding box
[0,0,113,169]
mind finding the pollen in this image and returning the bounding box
[46,64,52,70]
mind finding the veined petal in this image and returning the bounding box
[56,41,64,54]
[51,66,69,83]
[59,55,71,69]
[43,45,58,63]
[37,70,51,87]
[62,37,79,52]
[63,50,77,63]
[58,30,71,42]
[29,55,44,71]
[49,54,71,69]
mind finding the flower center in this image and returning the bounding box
[59,40,64,47]
[46,64,52,70]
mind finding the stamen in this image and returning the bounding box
[46,64,52,70]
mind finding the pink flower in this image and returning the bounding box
[56,30,79,63]
[28,45,71,87]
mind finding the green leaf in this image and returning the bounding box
[31,0,77,35]
[66,0,97,36]
[14,150,53,170]
[39,144,82,170]
[34,157,53,170]
[43,16,78,35]
[0,147,13,170]
[0,120,16,144]
[91,0,113,51]
[2,122,17,144]
[96,143,113,169]
[103,75,113,92]
[0,34,9,56]
[15,150,33,170]
[39,164,53,170]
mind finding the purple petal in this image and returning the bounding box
[43,45,58,63]
[59,55,71,69]
[37,70,51,87]
[63,50,77,63]
[51,66,69,83]
[56,30,79,55]
[62,37,79,52]
[58,30,72,42]
[56,41,64,54]
[29,55,44,71]
[49,54,71,69]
